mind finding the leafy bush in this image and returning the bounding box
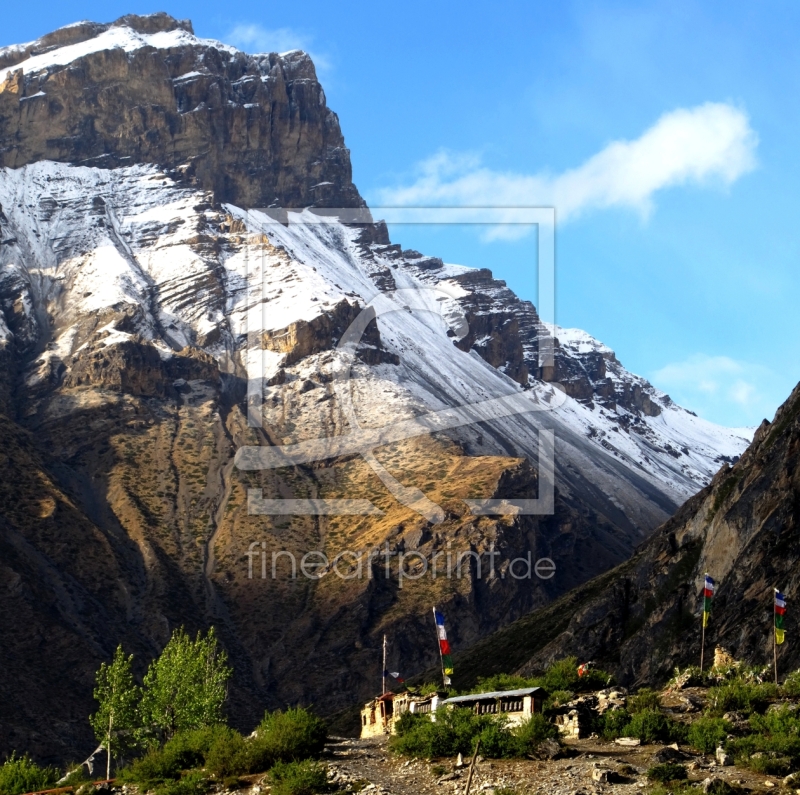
[268,760,328,795]
[707,680,777,716]
[0,753,58,795]
[667,666,706,689]
[599,708,632,740]
[154,771,211,795]
[687,716,731,754]
[391,708,492,758]
[472,674,537,693]
[246,708,328,773]
[512,715,559,755]
[745,754,792,776]
[122,726,233,785]
[647,763,687,783]
[625,709,685,744]
[725,705,800,775]
[628,689,662,714]
[474,720,518,759]
[391,708,557,760]
[544,690,574,709]
[203,727,248,779]
[783,670,800,698]
[539,657,610,693]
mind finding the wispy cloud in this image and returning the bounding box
[224,24,331,73]
[377,103,757,230]
[651,353,778,427]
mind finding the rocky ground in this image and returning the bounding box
[318,734,792,795]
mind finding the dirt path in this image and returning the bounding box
[323,735,785,795]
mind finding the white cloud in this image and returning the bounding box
[651,353,779,427]
[224,24,331,73]
[377,103,757,227]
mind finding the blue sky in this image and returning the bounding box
[4,0,799,427]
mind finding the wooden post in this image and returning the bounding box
[464,738,481,795]
[700,618,706,672]
[774,624,778,686]
[382,634,387,695]
[433,606,447,690]
[773,589,779,686]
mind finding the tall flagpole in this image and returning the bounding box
[433,607,446,689]
[700,617,706,672]
[700,574,714,672]
[382,634,387,694]
[773,589,779,686]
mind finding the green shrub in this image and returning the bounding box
[392,709,557,760]
[538,657,611,693]
[625,709,683,744]
[750,704,800,737]
[544,690,574,709]
[512,715,559,755]
[474,720,517,759]
[0,753,58,795]
[687,716,731,754]
[647,763,688,783]
[472,674,537,693]
[202,727,248,779]
[154,771,211,795]
[122,726,234,785]
[746,754,791,776]
[268,760,328,795]
[392,708,473,758]
[707,680,777,716]
[667,666,706,689]
[628,689,662,714]
[122,746,182,785]
[246,708,328,773]
[599,708,632,740]
[391,708,496,758]
[725,705,800,775]
[783,671,800,699]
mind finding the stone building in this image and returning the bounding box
[440,687,546,727]
[360,692,442,738]
[360,686,548,738]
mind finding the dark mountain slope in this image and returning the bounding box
[451,381,800,688]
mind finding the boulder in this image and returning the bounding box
[702,777,735,795]
[653,747,686,764]
[715,747,733,767]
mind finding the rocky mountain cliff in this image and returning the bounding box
[0,14,752,761]
[0,13,360,209]
[452,381,800,689]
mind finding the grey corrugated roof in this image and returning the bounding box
[441,687,543,704]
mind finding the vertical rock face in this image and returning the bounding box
[0,13,362,209]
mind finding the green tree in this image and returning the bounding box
[90,646,140,779]
[141,627,232,740]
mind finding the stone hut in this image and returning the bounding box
[360,692,442,738]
